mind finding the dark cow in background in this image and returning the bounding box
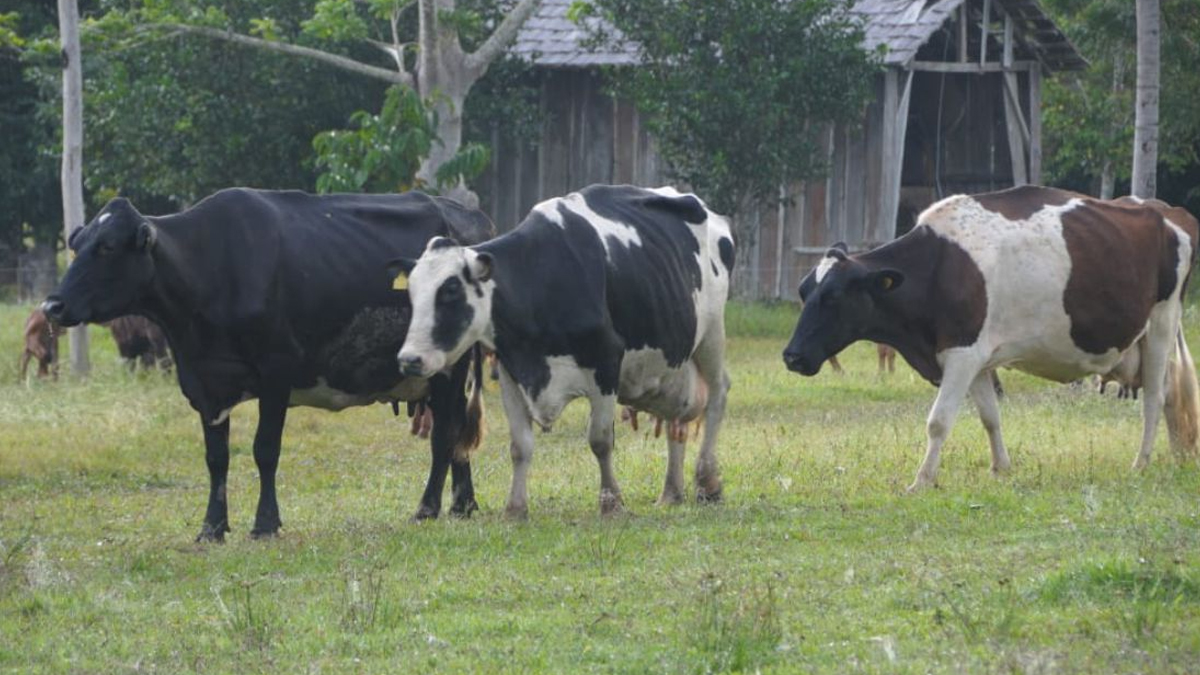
[19,307,60,382]
[783,186,1200,491]
[395,184,734,517]
[103,315,171,372]
[43,188,494,540]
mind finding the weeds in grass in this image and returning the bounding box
[341,563,394,633]
[0,530,34,589]
[927,576,1025,646]
[213,577,277,652]
[587,523,628,570]
[685,573,781,674]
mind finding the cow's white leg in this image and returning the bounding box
[969,368,1010,475]
[1133,308,1178,469]
[693,333,730,503]
[658,436,686,506]
[909,352,983,492]
[498,368,535,519]
[587,393,624,514]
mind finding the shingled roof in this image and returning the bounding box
[510,0,1086,71]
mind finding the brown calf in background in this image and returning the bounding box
[19,307,60,382]
[102,315,171,372]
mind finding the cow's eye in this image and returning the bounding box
[436,280,464,304]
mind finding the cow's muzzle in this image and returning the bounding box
[41,297,78,327]
[398,355,427,378]
[782,350,820,376]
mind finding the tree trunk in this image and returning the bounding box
[1132,0,1160,199]
[58,0,89,376]
[1099,160,1115,200]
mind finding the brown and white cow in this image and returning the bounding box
[783,185,1200,491]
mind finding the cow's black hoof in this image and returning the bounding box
[696,486,723,504]
[410,505,440,522]
[195,523,229,543]
[449,498,479,518]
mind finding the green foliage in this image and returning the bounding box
[590,0,881,219]
[302,0,370,42]
[314,85,492,194]
[1043,0,1200,192]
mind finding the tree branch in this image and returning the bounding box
[152,23,412,87]
[464,0,540,76]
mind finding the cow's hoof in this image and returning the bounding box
[410,505,440,522]
[449,498,479,519]
[249,525,281,540]
[1131,456,1150,471]
[656,490,685,507]
[905,480,935,494]
[195,523,229,543]
[599,489,624,515]
[696,485,723,504]
[504,504,529,521]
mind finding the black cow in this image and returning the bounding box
[43,188,493,540]
[394,185,734,517]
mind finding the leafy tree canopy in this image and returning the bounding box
[584,0,881,221]
[1042,0,1200,204]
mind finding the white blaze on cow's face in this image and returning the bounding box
[396,237,494,378]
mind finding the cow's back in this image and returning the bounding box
[920,186,1193,370]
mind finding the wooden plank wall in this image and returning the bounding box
[478,69,666,234]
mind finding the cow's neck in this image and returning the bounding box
[857,232,945,385]
[137,217,209,353]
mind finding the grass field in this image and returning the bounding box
[2,301,1199,674]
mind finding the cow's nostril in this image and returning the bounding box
[42,299,64,320]
[398,355,424,376]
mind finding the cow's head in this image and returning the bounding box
[782,244,903,375]
[393,237,493,377]
[43,198,158,327]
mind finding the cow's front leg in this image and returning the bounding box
[498,368,535,519]
[588,394,624,515]
[197,417,231,542]
[250,394,288,538]
[909,353,981,493]
[1133,309,1178,469]
[658,434,687,506]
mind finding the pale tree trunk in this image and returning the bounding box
[414,0,540,206]
[1100,160,1115,199]
[159,0,540,205]
[1132,0,1160,199]
[58,0,89,376]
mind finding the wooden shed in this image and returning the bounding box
[480,0,1087,298]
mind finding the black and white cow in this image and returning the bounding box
[782,186,1200,491]
[43,189,493,540]
[393,184,735,517]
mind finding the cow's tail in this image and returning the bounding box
[454,343,487,462]
[1164,326,1200,460]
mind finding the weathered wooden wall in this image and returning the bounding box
[477,69,665,232]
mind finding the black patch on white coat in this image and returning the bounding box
[481,185,717,400]
[718,237,735,273]
[432,276,475,352]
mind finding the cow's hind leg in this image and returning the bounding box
[909,352,983,492]
[588,394,624,515]
[250,394,288,538]
[658,435,686,506]
[693,335,730,503]
[197,418,232,542]
[1133,308,1178,469]
[499,368,535,519]
[969,368,1010,475]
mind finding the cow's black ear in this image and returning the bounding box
[825,242,849,260]
[67,226,84,251]
[473,252,493,282]
[136,221,157,251]
[869,269,904,294]
[386,258,417,291]
[797,270,816,303]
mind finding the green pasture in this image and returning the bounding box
[1,301,1199,673]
